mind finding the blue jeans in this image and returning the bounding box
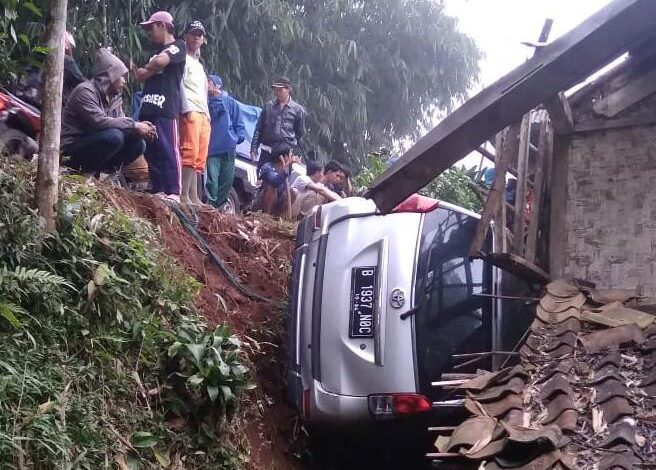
[63,128,145,174]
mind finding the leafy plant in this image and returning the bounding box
[0,160,250,469]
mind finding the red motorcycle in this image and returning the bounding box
[0,87,40,159]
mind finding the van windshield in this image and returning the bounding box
[413,207,492,398]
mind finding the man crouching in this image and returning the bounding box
[61,48,155,175]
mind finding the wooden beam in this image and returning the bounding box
[545,92,574,134]
[593,65,656,117]
[525,120,552,263]
[549,136,571,278]
[366,0,656,213]
[513,114,532,256]
[574,113,656,133]
[476,146,519,177]
[470,126,518,257]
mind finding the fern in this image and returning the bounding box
[0,302,24,328]
[1,266,73,289]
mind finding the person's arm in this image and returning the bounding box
[259,163,288,187]
[294,106,306,142]
[231,99,246,144]
[251,106,266,157]
[64,56,85,87]
[135,41,185,82]
[70,87,136,131]
[305,182,341,202]
[135,52,171,82]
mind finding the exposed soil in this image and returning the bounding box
[104,188,303,470]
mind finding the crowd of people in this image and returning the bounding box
[58,11,352,219]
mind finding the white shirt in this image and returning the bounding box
[183,54,209,115]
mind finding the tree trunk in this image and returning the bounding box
[36,0,68,230]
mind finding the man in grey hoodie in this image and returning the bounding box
[61,48,156,174]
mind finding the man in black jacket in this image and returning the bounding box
[61,49,155,174]
[250,77,305,172]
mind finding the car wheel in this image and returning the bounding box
[220,187,241,214]
[0,129,35,160]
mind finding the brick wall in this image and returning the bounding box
[566,126,656,295]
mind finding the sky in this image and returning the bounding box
[443,0,614,169]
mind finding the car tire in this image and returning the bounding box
[220,187,241,214]
[0,129,36,160]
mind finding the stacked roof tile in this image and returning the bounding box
[430,280,656,469]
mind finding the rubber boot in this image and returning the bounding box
[189,171,204,206]
[180,167,195,205]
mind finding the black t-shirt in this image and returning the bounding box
[139,39,186,119]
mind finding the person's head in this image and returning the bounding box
[183,21,205,56]
[208,74,222,97]
[271,77,292,103]
[140,11,175,45]
[63,31,75,56]
[92,48,129,96]
[271,143,294,166]
[307,160,324,183]
[324,160,348,186]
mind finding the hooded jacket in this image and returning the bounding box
[207,75,246,156]
[61,48,135,149]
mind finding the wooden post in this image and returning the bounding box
[525,119,552,263]
[470,124,519,257]
[549,135,571,277]
[36,0,68,230]
[513,114,531,256]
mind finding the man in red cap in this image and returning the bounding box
[134,11,186,201]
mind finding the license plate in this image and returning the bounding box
[349,266,378,338]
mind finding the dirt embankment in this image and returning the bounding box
[105,188,303,470]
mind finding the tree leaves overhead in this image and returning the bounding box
[3,0,480,170]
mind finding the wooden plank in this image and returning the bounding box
[525,120,551,263]
[366,0,656,212]
[545,92,574,134]
[486,253,550,284]
[470,126,518,257]
[592,65,656,117]
[492,132,507,254]
[548,136,571,278]
[574,113,656,133]
[513,114,532,256]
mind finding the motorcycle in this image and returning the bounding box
[0,87,40,160]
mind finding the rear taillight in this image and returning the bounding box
[368,393,431,419]
[303,388,311,419]
[392,194,439,213]
[313,205,323,230]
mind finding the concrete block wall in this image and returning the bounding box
[566,126,656,296]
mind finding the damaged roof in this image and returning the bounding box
[429,279,656,469]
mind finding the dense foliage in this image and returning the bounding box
[354,151,483,213]
[1,0,480,168]
[0,161,253,469]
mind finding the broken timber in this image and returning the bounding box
[366,0,656,212]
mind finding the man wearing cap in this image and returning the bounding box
[250,77,305,172]
[205,75,246,210]
[134,11,186,201]
[179,20,210,206]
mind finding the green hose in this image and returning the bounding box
[169,203,285,308]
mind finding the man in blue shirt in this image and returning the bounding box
[259,143,298,216]
[205,75,246,209]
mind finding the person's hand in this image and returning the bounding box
[250,150,258,160]
[135,121,157,141]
